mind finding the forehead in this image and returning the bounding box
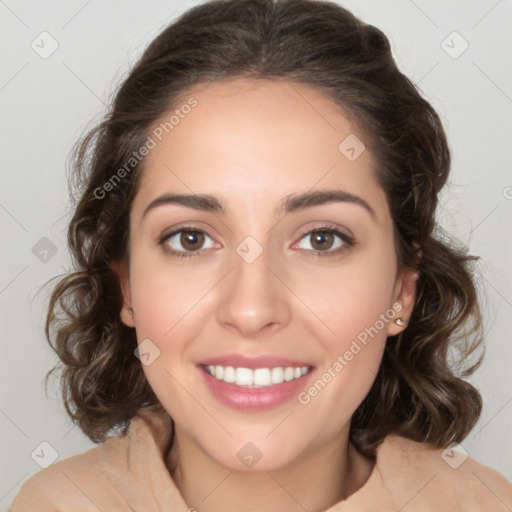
[132,78,388,220]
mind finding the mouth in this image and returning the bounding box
[197,356,315,411]
[201,364,312,388]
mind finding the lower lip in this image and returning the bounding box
[198,366,313,411]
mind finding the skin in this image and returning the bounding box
[114,78,418,512]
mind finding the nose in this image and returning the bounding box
[215,242,292,338]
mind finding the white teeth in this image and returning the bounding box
[254,368,271,386]
[214,365,224,380]
[284,367,295,382]
[204,365,311,387]
[223,366,236,383]
[271,367,284,384]
[235,367,253,386]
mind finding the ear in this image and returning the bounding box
[111,256,136,328]
[387,261,420,337]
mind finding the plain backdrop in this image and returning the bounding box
[1,0,511,508]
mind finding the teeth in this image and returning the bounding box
[254,368,271,386]
[223,366,235,383]
[204,365,310,387]
[271,367,284,384]
[284,367,295,382]
[212,366,222,380]
[236,367,253,386]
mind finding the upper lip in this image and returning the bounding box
[198,354,313,370]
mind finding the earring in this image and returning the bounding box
[129,308,134,317]
[395,318,404,326]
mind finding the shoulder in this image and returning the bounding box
[375,434,512,511]
[9,405,173,512]
[9,433,131,511]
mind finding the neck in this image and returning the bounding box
[166,427,374,512]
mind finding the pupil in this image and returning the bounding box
[182,231,203,251]
[313,232,332,250]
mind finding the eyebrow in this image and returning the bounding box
[142,189,376,221]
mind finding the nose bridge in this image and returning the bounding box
[215,235,291,336]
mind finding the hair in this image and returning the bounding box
[44,0,484,457]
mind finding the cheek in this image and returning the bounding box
[128,260,210,417]
[127,252,221,403]
[297,268,393,434]
[129,252,212,341]
[292,247,396,407]
[291,248,397,349]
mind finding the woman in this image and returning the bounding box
[10,0,512,510]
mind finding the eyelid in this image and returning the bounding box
[293,222,354,243]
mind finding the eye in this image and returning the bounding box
[158,224,355,259]
[159,227,216,258]
[294,226,354,256]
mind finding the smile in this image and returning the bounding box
[202,365,311,388]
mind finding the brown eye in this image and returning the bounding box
[161,228,215,256]
[295,227,354,256]
[310,231,335,251]
[180,230,205,251]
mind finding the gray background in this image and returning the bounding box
[1,0,511,508]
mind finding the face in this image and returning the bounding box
[115,78,417,472]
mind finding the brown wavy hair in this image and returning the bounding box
[44,0,484,456]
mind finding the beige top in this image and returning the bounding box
[10,404,512,511]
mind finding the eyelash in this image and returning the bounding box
[158,224,355,259]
